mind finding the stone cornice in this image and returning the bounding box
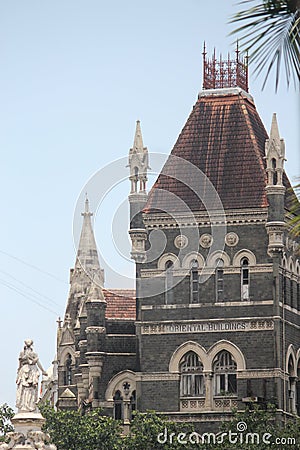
[143,208,268,229]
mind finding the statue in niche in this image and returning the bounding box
[16,339,48,413]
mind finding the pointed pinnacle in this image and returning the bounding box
[87,274,105,302]
[133,120,144,152]
[270,113,280,142]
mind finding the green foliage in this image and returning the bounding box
[231,0,300,90]
[215,404,300,449]
[40,404,122,450]
[39,405,300,450]
[123,411,196,450]
[0,403,14,442]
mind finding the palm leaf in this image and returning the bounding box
[230,1,300,90]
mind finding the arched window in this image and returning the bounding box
[216,259,224,301]
[165,260,174,304]
[64,353,72,386]
[180,351,204,397]
[241,257,249,300]
[130,390,136,420]
[113,390,123,420]
[190,259,199,303]
[213,350,237,395]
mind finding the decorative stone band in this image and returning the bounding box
[86,326,106,334]
[139,318,274,335]
[265,185,286,195]
[237,368,288,380]
[143,209,268,229]
[135,373,180,381]
[140,264,273,278]
[141,300,274,310]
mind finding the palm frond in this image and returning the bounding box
[230,1,300,90]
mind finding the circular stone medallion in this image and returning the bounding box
[174,234,188,249]
[199,233,213,248]
[225,232,239,247]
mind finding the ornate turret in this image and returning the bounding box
[265,113,286,257]
[128,121,149,263]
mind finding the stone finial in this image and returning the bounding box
[265,113,286,187]
[86,274,106,303]
[128,120,150,194]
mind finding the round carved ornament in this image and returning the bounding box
[225,232,239,247]
[174,234,188,249]
[199,233,213,248]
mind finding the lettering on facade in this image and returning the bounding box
[141,319,274,334]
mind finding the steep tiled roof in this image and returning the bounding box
[103,289,136,320]
[145,89,271,213]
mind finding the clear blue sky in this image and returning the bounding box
[0,0,299,409]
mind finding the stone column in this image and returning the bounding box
[204,372,213,410]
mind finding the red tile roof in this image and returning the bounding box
[103,289,136,320]
[145,90,271,213]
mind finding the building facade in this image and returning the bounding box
[51,49,300,429]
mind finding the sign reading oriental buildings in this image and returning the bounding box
[141,319,274,335]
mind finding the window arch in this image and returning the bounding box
[113,390,123,420]
[216,258,224,301]
[213,350,237,395]
[190,259,199,303]
[64,353,72,386]
[180,351,204,397]
[241,257,250,300]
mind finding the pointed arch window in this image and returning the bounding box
[165,260,174,304]
[241,257,249,300]
[216,259,224,301]
[213,350,237,395]
[190,259,199,303]
[113,390,123,420]
[180,351,204,397]
[64,353,72,386]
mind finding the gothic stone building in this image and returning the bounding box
[54,51,300,430]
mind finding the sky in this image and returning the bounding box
[0,0,299,409]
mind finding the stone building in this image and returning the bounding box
[52,49,300,429]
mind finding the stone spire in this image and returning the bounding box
[133,119,144,152]
[74,196,104,286]
[65,196,104,323]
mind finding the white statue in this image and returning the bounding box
[16,339,47,413]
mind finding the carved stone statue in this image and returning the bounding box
[16,339,47,413]
[0,339,57,450]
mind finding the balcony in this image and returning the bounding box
[213,396,238,411]
[180,397,205,411]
